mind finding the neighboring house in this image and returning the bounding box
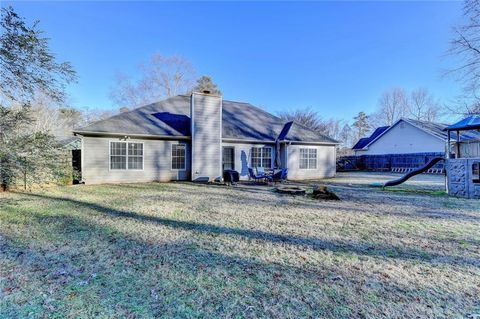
[351,126,390,155]
[352,118,480,156]
[73,92,338,184]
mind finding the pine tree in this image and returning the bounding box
[193,75,222,95]
[0,7,76,190]
[352,112,371,140]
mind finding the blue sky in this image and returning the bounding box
[5,1,464,121]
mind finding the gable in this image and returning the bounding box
[352,126,390,150]
[364,120,444,154]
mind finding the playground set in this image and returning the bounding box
[377,115,480,199]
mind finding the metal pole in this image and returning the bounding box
[456,130,461,158]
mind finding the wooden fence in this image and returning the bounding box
[337,152,445,173]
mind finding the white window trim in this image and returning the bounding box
[109,140,145,171]
[171,143,187,171]
[299,146,318,170]
[251,146,274,169]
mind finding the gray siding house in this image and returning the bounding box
[73,92,338,184]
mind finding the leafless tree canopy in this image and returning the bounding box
[278,108,325,133]
[277,108,347,147]
[408,88,440,122]
[448,0,480,114]
[371,88,409,126]
[110,53,197,108]
[371,87,441,127]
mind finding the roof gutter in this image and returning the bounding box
[286,140,339,146]
[222,138,338,145]
[402,118,445,142]
[73,132,338,145]
[73,130,191,140]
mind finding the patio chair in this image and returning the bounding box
[248,167,267,183]
[256,166,266,175]
[267,168,288,184]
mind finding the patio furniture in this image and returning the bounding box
[248,168,267,183]
[223,170,239,185]
[267,168,288,184]
[256,166,266,175]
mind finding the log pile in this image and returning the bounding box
[312,184,340,200]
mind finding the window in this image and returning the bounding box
[110,142,143,170]
[172,144,186,170]
[222,147,235,171]
[473,162,480,183]
[300,148,317,169]
[128,143,143,170]
[251,147,272,169]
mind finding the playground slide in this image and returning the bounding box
[377,157,445,188]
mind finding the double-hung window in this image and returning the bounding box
[251,147,272,169]
[299,148,317,169]
[110,141,143,170]
[171,144,186,170]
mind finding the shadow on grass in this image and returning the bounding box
[1,212,455,319]
[19,192,480,268]
[115,182,480,222]
[2,196,479,318]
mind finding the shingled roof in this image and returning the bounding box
[352,126,390,150]
[352,118,480,151]
[403,118,480,141]
[74,95,338,144]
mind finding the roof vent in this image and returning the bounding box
[202,90,211,94]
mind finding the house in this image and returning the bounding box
[352,126,390,155]
[352,118,480,155]
[73,92,338,184]
[349,118,480,172]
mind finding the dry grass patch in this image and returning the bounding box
[1,180,479,318]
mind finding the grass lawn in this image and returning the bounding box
[1,179,479,318]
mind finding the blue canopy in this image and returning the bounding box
[444,115,480,131]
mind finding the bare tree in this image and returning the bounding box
[278,108,326,133]
[339,123,354,148]
[80,107,115,126]
[371,87,443,125]
[110,53,197,107]
[322,118,343,142]
[408,88,440,122]
[278,108,344,144]
[372,88,409,126]
[448,0,480,114]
